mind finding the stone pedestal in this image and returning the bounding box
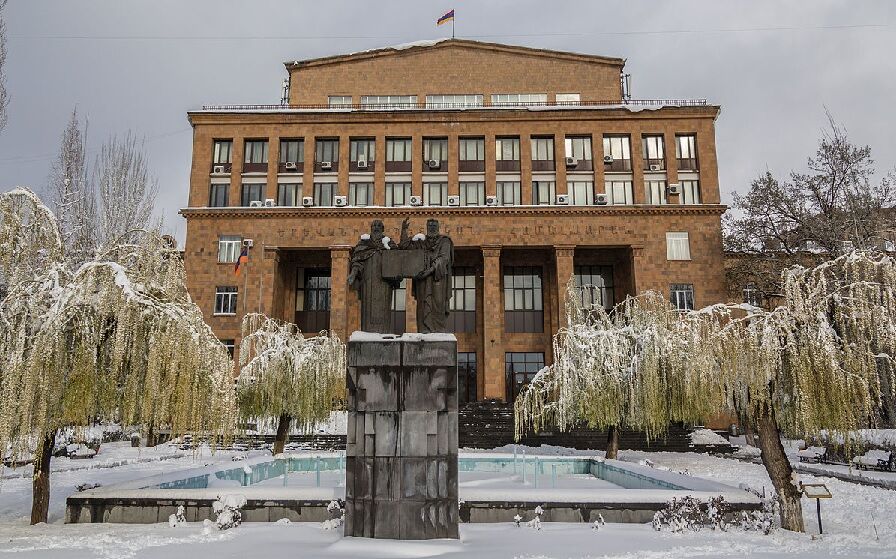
[345,332,459,539]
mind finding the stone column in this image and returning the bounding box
[481,246,504,400]
[554,245,575,329]
[329,245,352,340]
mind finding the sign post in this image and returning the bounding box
[801,482,832,534]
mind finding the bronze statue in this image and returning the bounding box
[400,218,455,333]
[348,220,400,333]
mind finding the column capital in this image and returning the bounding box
[330,244,353,256]
[554,245,576,258]
[481,245,502,258]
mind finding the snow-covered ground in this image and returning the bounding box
[0,443,894,558]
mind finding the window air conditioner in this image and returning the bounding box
[603,155,614,164]
[649,164,661,171]
[212,165,226,174]
[556,194,570,205]
[595,193,609,205]
[427,159,441,169]
[565,156,578,167]
[284,161,297,170]
[447,195,460,207]
[485,195,499,206]
[263,198,276,207]
[409,195,423,206]
[242,239,254,248]
[249,200,263,208]
[302,196,314,207]
[667,183,681,196]
[356,159,369,170]
[319,161,333,170]
[334,195,348,207]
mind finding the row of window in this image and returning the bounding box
[327,93,579,108]
[210,134,699,172]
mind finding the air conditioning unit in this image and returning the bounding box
[556,194,570,205]
[603,155,614,164]
[565,156,578,168]
[302,196,314,207]
[667,183,681,196]
[242,239,254,248]
[427,159,441,169]
[334,195,348,207]
[485,195,499,207]
[447,195,460,207]
[595,193,609,205]
[249,200,263,208]
[356,159,369,170]
[648,164,661,171]
[212,165,226,174]
[409,195,423,206]
[284,161,297,171]
[263,198,276,207]
[319,161,333,170]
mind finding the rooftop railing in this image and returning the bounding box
[198,99,708,111]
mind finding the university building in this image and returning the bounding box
[182,39,726,405]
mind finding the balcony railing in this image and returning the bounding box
[199,99,708,112]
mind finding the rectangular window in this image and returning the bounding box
[497,181,521,206]
[491,93,547,104]
[743,283,762,307]
[360,95,417,107]
[602,135,632,172]
[314,138,339,170]
[313,182,335,206]
[213,140,233,164]
[425,94,483,107]
[458,352,478,406]
[277,183,300,207]
[574,265,615,311]
[568,180,594,206]
[532,180,556,205]
[459,182,484,206]
[386,138,412,172]
[449,267,477,333]
[606,180,633,205]
[459,137,485,172]
[676,134,698,170]
[244,140,268,164]
[217,236,242,263]
[280,139,304,163]
[531,137,555,171]
[214,286,238,315]
[391,279,407,335]
[327,95,352,107]
[504,266,543,333]
[240,183,264,206]
[221,339,235,358]
[423,182,448,206]
[666,232,691,261]
[670,283,695,311]
[423,138,448,165]
[505,352,545,401]
[564,136,593,161]
[680,180,701,204]
[296,268,331,332]
[385,182,412,207]
[555,93,581,103]
[208,184,228,207]
[642,135,665,170]
[496,137,520,172]
[349,183,373,206]
[350,138,375,164]
[645,180,668,204]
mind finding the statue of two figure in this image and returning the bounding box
[347,218,454,334]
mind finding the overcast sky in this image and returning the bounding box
[0,0,893,243]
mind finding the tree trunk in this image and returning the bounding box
[743,419,757,447]
[273,414,292,455]
[605,425,620,459]
[146,423,156,447]
[755,409,804,532]
[31,431,55,525]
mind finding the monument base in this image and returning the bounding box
[345,332,459,539]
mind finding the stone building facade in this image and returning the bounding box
[182,39,726,404]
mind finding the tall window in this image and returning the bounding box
[495,137,520,172]
[313,182,335,206]
[531,137,555,171]
[676,134,698,170]
[327,95,352,107]
[491,93,547,104]
[606,180,633,205]
[458,352,478,406]
[217,236,242,263]
[574,265,615,311]
[277,183,300,207]
[386,138,412,172]
[666,232,691,260]
[296,269,331,332]
[385,182,412,207]
[505,352,545,401]
[350,138,375,167]
[315,138,339,170]
[208,184,228,207]
[497,181,521,205]
[214,286,238,315]
[459,138,485,172]
[642,135,665,170]
[360,95,417,107]
[459,182,484,206]
[391,279,407,335]
[602,135,632,172]
[240,183,263,206]
[532,180,556,205]
[244,140,268,164]
[279,139,304,170]
[504,266,543,333]
[423,138,448,166]
[221,339,235,358]
[645,180,668,204]
[568,180,594,206]
[670,284,695,311]
[565,136,593,162]
[449,267,476,333]
[680,180,701,204]
[213,140,233,164]
[743,283,762,307]
[349,183,373,206]
[426,94,483,107]
[424,182,448,206]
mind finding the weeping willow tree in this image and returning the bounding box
[0,187,237,524]
[516,252,896,532]
[237,313,345,454]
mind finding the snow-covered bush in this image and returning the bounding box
[526,505,544,530]
[321,500,343,530]
[652,495,773,534]
[592,513,606,531]
[212,494,246,530]
[168,505,186,527]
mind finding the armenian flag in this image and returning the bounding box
[437,9,454,26]
[234,245,249,275]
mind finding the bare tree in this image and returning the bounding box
[0,0,9,135]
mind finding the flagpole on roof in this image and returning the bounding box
[452,14,455,38]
